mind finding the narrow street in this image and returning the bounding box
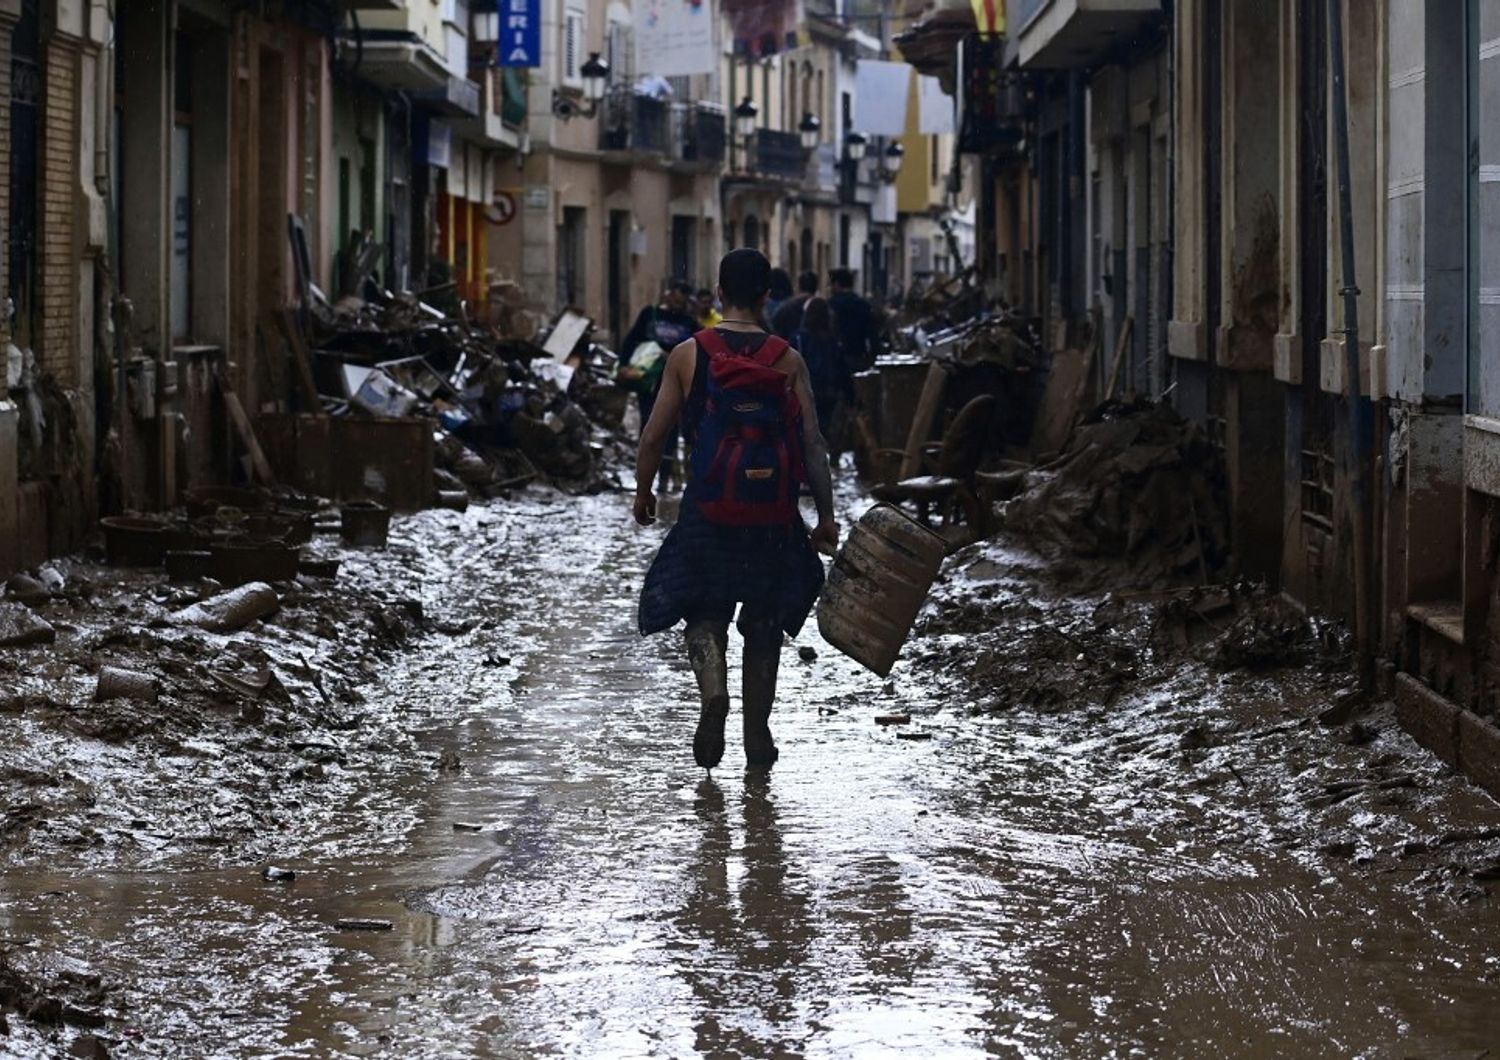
[4,485,1500,1057]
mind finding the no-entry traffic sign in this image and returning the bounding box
[487,191,518,226]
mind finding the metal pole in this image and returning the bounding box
[1327,0,1375,685]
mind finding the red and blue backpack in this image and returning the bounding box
[688,328,805,527]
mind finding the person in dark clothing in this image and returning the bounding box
[765,268,793,322]
[771,270,819,340]
[827,267,878,372]
[794,296,854,444]
[621,281,699,490]
[635,249,838,772]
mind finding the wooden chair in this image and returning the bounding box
[870,394,997,534]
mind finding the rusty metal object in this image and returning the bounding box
[95,666,158,704]
[340,501,391,548]
[164,550,214,582]
[210,539,302,586]
[100,517,167,567]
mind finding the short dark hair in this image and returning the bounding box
[718,248,771,309]
[797,270,818,295]
[670,280,694,297]
[829,267,855,289]
[694,287,714,299]
[801,296,834,337]
[768,268,793,300]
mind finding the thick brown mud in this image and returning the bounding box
[3,486,1500,1057]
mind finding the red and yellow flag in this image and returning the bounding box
[970,0,1005,36]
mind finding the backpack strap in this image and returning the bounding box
[693,327,729,357]
[750,335,790,368]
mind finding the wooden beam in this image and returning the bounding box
[213,361,277,486]
[1104,315,1134,401]
[899,360,950,480]
[277,308,322,412]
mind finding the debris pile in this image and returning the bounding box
[915,550,1348,718]
[856,306,1044,483]
[296,294,627,499]
[1000,398,1229,588]
[0,540,443,867]
[0,947,114,1054]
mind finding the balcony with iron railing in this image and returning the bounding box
[601,89,671,156]
[671,103,727,169]
[747,128,805,182]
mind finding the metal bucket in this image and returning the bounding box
[815,504,946,677]
[210,539,302,586]
[340,500,391,548]
[100,517,167,567]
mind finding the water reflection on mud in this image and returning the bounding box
[3,488,1500,1056]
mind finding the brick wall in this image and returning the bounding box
[40,37,77,386]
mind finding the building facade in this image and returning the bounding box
[0,0,970,587]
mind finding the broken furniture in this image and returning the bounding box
[870,394,998,539]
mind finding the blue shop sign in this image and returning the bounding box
[496,0,541,68]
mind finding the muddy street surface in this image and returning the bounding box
[5,485,1500,1057]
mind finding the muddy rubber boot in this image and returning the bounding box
[685,620,730,770]
[742,624,782,770]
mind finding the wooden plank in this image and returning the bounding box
[213,362,277,486]
[277,308,322,412]
[899,360,950,480]
[1030,347,1090,457]
[1104,315,1134,401]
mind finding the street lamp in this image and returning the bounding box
[845,131,868,162]
[472,9,499,43]
[734,96,759,139]
[798,112,821,151]
[883,141,904,179]
[556,52,610,120]
[580,52,609,104]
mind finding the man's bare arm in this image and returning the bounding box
[633,341,694,523]
[787,349,836,526]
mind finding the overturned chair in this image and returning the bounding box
[869,394,1014,539]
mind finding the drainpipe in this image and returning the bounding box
[97,1,117,508]
[1327,0,1375,686]
[96,2,112,196]
[1163,0,1174,402]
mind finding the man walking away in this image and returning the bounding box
[635,249,839,771]
[772,270,819,340]
[621,282,699,490]
[794,296,854,449]
[766,268,793,322]
[828,267,878,372]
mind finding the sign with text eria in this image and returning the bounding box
[496,0,541,68]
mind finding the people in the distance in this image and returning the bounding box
[771,270,819,340]
[828,267,879,373]
[695,287,723,329]
[794,296,854,449]
[619,282,700,491]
